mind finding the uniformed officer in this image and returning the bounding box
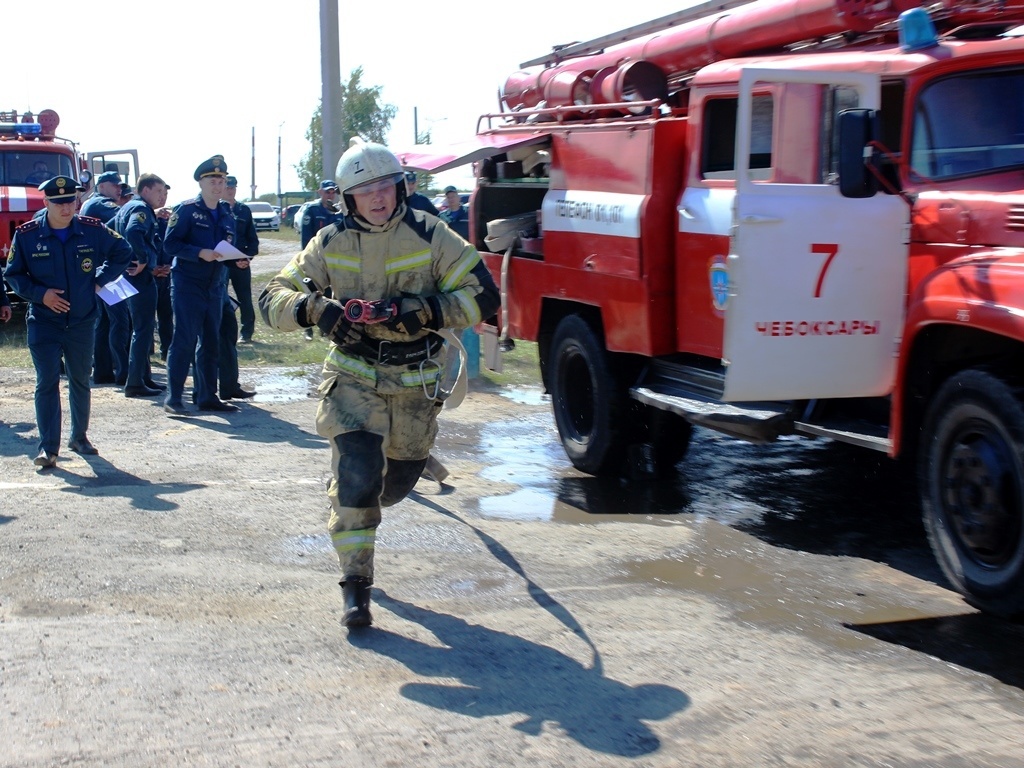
[299,180,343,249]
[82,170,128,386]
[111,172,171,397]
[223,175,259,343]
[439,186,470,240]
[162,155,238,415]
[217,176,257,398]
[404,171,439,215]
[4,176,132,467]
[80,170,122,223]
[260,138,500,628]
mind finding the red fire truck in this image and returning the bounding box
[400,0,1024,617]
[0,109,138,304]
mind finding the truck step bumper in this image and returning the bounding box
[631,386,793,443]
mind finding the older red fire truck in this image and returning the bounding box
[0,109,138,304]
[400,0,1024,617]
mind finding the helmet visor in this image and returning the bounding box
[347,173,404,196]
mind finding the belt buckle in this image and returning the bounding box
[377,339,392,365]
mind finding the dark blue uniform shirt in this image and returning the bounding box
[79,194,121,225]
[163,195,236,283]
[5,214,132,326]
[112,198,161,286]
[440,206,470,240]
[231,201,259,258]
[300,201,342,248]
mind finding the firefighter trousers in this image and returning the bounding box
[317,374,440,582]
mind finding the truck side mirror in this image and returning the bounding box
[837,108,879,199]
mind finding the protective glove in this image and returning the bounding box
[296,292,362,346]
[381,296,436,336]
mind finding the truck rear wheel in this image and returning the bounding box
[919,369,1024,618]
[549,315,627,475]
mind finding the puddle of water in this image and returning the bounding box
[247,367,319,404]
[499,386,547,406]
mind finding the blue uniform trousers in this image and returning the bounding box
[155,276,173,358]
[92,298,114,381]
[218,299,239,397]
[166,271,223,406]
[28,318,94,454]
[126,281,157,388]
[226,264,254,340]
[107,299,131,383]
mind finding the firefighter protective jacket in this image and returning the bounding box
[260,203,500,394]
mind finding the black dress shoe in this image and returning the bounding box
[197,400,240,413]
[68,438,99,455]
[125,385,163,398]
[222,388,256,400]
[33,450,57,468]
[164,402,190,416]
[92,375,116,385]
[143,379,166,391]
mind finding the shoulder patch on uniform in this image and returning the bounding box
[15,218,40,233]
[404,206,435,245]
[135,212,146,224]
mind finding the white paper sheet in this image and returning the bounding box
[214,240,248,261]
[97,274,139,306]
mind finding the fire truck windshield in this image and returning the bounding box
[911,69,1024,179]
[0,151,76,187]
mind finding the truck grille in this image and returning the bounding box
[1007,206,1024,231]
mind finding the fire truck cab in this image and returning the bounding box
[400,0,1024,617]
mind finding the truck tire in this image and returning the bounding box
[549,315,627,475]
[629,403,693,475]
[919,369,1024,618]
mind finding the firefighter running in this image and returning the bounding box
[259,138,499,628]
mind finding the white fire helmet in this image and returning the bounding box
[335,137,406,216]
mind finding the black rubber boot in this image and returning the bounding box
[341,577,372,628]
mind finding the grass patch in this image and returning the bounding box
[477,338,542,390]
[257,228,300,244]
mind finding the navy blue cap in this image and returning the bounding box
[225,175,238,187]
[119,182,133,197]
[38,176,84,202]
[96,171,121,185]
[194,155,227,181]
[443,185,458,194]
[319,179,338,191]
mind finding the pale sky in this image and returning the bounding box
[7,0,693,204]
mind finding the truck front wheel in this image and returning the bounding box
[549,315,626,476]
[919,369,1024,617]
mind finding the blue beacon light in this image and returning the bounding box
[899,7,940,52]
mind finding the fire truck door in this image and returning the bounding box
[722,68,909,402]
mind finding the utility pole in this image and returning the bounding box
[250,126,257,201]
[320,0,344,185]
[277,122,283,210]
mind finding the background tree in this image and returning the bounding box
[296,67,397,192]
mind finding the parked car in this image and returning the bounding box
[292,201,312,233]
[282,203,304,228]
[246,201,280,231]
